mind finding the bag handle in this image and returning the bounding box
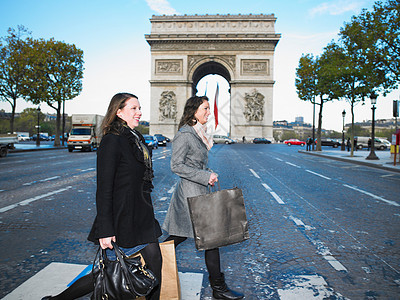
[208,181,221,192]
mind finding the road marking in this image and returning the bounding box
[311,239,347,272]
[40,176,60,182]
[270,191,285,204]
[249,168,260,178]
[289,216,314,230]
[305,170,331,180]
[81,168,95,172]
[168,182,177,194]
[343,184,399,207]
[381,174,395,178]
[159,197,167,201]
[156,156,166,160]
[285,162,300,168]
[261,183,285,204]
[262,183,272,191]
[2,262,203,300]
[274,157,283,161]
[0,186,72,213]
[277,275,344,299]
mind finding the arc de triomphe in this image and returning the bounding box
[145,14,281,140]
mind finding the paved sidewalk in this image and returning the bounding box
[299,148,400,173]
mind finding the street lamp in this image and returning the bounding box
[341,109,346,151]
[366,93,379,160]
[36,106,41,147]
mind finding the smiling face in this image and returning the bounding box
[194,100,211,125]
[116,97,142,129]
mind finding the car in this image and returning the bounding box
[315,138,341,148]
[154,134,168,146]
[284,139,305,146]
[355,136,387,150]
[143,135,158,149]
[252,138,271,144]
[31,134,50,141]
[17,134,30,142]
[213,135,236,144]
[154,134,170,143]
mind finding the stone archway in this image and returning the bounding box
[145,14,281,140]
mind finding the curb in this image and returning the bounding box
[299,150,400,174]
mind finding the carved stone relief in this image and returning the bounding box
[243,89,265,122]
[155,60,183,74]
[159,91,177,121]
[241,59,269,75]
[151,41,276,52]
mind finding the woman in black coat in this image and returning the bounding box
[42,93,162,300]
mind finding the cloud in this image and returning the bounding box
[309,0,364,17]
[145,0,178,15]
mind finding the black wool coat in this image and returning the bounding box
[87,130,162,248]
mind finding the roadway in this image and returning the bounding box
[0,144,399,299]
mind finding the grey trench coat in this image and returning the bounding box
[162,124,213,237]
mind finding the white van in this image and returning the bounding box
[355,136,387,150]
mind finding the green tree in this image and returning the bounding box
[16,107,44,136]
[0,26,32,133]
[296,51,336,151]
[21,38,84,146]
[340,0,400,89]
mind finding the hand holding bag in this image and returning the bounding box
[91,241,158,300]
[187,183,249,251]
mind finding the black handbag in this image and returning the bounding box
[187,184,249,251]
[91,242,158,300]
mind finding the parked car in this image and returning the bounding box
[154,134,170,142]
[213,135,236,144]
[315,138,341,148]
[143,135,158,149]
[154,134,168,146]
[253,138,271,144]
[284,139,305,146]
[17,134,30,142]
[355,136,387,150]
[31,134,50,141]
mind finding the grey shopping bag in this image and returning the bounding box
[187,186,249,250]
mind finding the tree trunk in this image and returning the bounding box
[10,99,16,133]
[316,96,323,151]
[54,101,61,146]
[350,101,355,157]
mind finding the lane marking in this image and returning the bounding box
[274,157,283,162]
[262,183,272,191]
[343,184,399,207]
[270,191,285,204]
[81,168,95,172]
[249,168,260,178]
[0,186,72,213]
[311,239,347,272]
[305,170,331,180]
[156,156,166,160]
[289,216,314,230]
[40,176,60,182]
[159,197,167,201]
[168,183,177,194]
[285,162,300,168]
[381,174,395,178]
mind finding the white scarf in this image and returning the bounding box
[193,122,213,150]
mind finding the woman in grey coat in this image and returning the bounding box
[163,96,244,300]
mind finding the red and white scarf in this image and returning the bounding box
[193,122,213,150]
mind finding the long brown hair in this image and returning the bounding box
[102,93,138,135]
[178,95,208,129]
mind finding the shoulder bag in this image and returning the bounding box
[91,242,158,300]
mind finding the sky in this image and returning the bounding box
[0,0,398,133]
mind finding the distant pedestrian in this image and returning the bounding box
[306,136,312,151]
[346,137,351,152]
[368,138,371,151]
[242,136,246,143]
[354,138,358,151]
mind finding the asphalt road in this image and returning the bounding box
[0,144,399,299]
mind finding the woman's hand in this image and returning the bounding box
[209,172,218,186]
[99,236,116,249]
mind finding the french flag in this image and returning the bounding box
[214,84,219,129]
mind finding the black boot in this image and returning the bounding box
[209,273,244,300]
